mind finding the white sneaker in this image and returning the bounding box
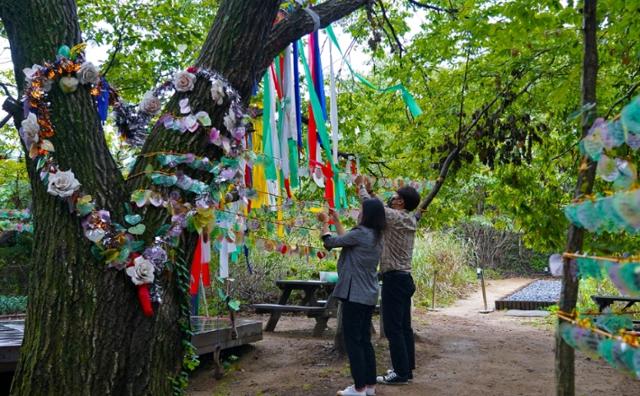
[365,386,376,396]
[336,385,366,396]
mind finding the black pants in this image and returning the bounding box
[342,300,376,389]
[381,271,416,377]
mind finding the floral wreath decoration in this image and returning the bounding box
[20,44,254,316]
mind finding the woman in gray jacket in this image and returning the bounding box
[319,199,386,396]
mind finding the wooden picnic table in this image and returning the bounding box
[252,279,337,336]
[591,295,640,312]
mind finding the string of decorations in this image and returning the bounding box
[561,94,640,379]
[20,44,249,317]
[561,253,640,297]
[557,311,640,379]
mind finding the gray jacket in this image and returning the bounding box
[322,226,382,306]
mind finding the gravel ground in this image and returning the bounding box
[504,279,561,302]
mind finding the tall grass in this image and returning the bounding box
[412,232,477,307]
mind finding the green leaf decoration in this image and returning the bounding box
[216,287,227,301]
[124,214,142,225]
[36,157,46,170]
[155,224,171,236]
[113,223,126,232]
[131,189,149,207]
[57,45,71,58]
[117,247,131,263]
[127,224,146,235]
[90,245,103,261]
[129,240,146,253]
[103,249,120,263]
[76,195,95,216]
[150,173,177,187]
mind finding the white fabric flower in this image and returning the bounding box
[20,113,40,145]
[59,76,79,93]
[77,62,100,85]
[126,256,155,285]
[210,78,226,105]
[139,91,162,115]
[23,64,43,82]
[223,110,236,132]
[173,70,196,92]
[47,169,80,198]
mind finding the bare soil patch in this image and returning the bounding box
[188,278,640,395]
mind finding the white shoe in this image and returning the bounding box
[337,385,366,396]
[365,386,376,396]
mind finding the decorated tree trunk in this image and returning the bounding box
[0,0,369,394]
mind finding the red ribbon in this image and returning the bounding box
[127,253,154,317]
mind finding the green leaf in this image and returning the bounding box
[127,224,146,235]
[124,214,142,225]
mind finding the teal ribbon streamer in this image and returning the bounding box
[325,25,423,118]
[262,72,278,180]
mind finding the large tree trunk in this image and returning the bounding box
[555,1,598,395]
[0,0,369,394]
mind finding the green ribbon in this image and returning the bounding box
[297,40,338,173]
[262,72,278,181]
[325,25,423,118]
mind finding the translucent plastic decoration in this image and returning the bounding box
[621,96,640,134]
[612,190,640,232]
[612,160,637,190]
[575,199,602,232]
[576,257,604,280]
[596,154,619,182]
[580,129,604,161]
[616,262,640,297]
[607,120,626,148]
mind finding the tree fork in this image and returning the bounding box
[555,1,598,395]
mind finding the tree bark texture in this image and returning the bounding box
[555,1,598,395]
[0,0,369,394]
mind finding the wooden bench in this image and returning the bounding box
[252,280,337,336]
[592,295,640,330]
[591,295,640,312]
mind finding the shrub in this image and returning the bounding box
[412,232,476,307]
[0,295,27,315]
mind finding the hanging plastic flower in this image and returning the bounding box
[47,169,80,198]
[20,113,40,146]
[126,256,155,285]
[138,91,162,115]
[210,78,226,105]
[59,76,79,93]
[173,70,196,92]
[77,62,100,85]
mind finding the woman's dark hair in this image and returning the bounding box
[360,198,386,237]
[397,186,421,211]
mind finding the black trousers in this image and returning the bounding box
[381,271,416,377]
[342,300,377,389]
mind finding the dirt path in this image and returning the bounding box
[188,278,640,396]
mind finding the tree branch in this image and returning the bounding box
[259,0,370,77]
[407,0,458,14]
[376,0,404,57]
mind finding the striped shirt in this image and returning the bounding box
[359,186,417,273]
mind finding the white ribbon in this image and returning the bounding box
[329,37,339,164]
[303,7,321,32]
